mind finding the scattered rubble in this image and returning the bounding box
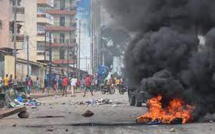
[170,128,176,132]
[36,116,65,119]
[82,110,94,117]
[112,104,118,107]
[18,111,29,118]
[46,128,54,132]
[76,98,123,106]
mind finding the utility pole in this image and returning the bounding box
[26,35,30,76]
[48,32,52,87]
[13,0,17,78]
[85,56,86,71]
[67,41,69,77]
[61,43,64,75]
[78,19,81,78]
[44,32,47,76]
[90,0,94,74]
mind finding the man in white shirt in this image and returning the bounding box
[70,76,77,97]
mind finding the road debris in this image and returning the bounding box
[46,128,54,132]
[170,128,176,132]
[36,116,65,118]
[76,98,123,106]
[82,110,94,117]
[18,111,29,118]
[112,104,118,107]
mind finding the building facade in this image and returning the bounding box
[46,0,77,75]
[0,0,25,52]
[0,0,25,78]
[0,0,46,82]
[36,0,54,63]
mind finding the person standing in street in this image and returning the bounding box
[42,78,48,93]
[70,75,77,97]
[62,76,68,97]
[52,77,57,94]
[83,74,93,97]
[25,75,29,86]
[9,74,13,88]
[0,77,3,93]
[3,74,9,90]
[13,77,18,89]
[36,77,40,93]
[58,76,62,91]
[27,77,33,95]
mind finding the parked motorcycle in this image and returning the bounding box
[100,84,115,94]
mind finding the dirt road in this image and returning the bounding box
[0,91,214,134]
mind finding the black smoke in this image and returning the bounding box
[104,0,215,119]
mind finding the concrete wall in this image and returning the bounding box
[17,0,37,62]
[0,0,11,48]
[16,63,45,85]
[4,55,15,78]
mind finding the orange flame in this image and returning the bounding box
[137,95,194,124]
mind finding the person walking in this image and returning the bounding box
[83,74,93,97]
[70,76,77,97]
[58,76,62,91]
[62,76,68,97]
[52,77,57,94]
[76,78,81,91]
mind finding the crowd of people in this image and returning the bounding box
[0,74,18,93]
[43,74,95,97]
[0,73,125,97]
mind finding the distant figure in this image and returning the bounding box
[9,74,13,88]
[62,76,68,97]
[13,77,18,88]
[36,77,40,92]
[0,77,3,93]
[27,77,33,95]
[70,76,77,97]
[52,77,57,94]
[76,78,81,91]
[25,75,29,86]
[43,78,48,93]
[83,75,93,97]
[58,77,62,91]
[3,74,9,90]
